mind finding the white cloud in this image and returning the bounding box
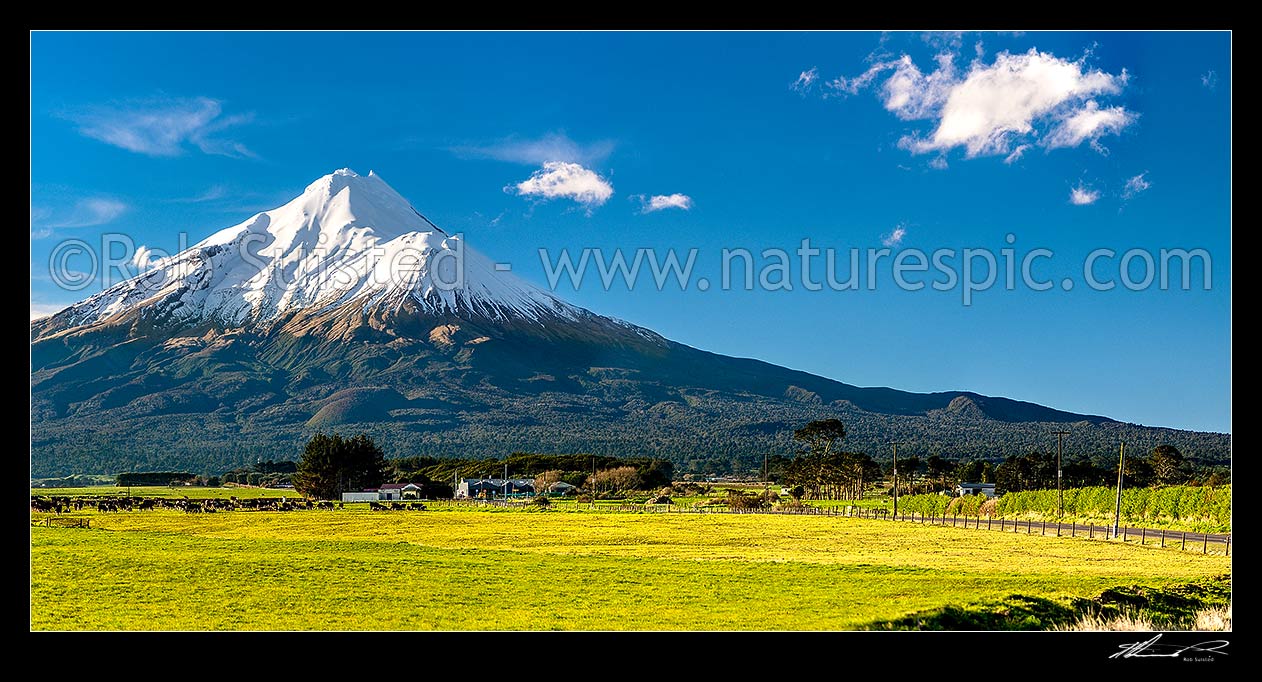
[511,162,614,212]
[131,245,159,271]
[38,198,128,229]
[827,48,1135,160]
[30,302,67,321]
[791,68,819,94]
[1123,172,1151,199]
[639,193,693,213]
[1004,144,1031,164]
[454,132,614,166]
[1043,100,1134,152]
[928,156,949,170]
[66,97,255,158]
[1069,184,1100,205]
[882,225,908,247]
[1201,70,1218,90]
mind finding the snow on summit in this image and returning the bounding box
[57,169,579,329]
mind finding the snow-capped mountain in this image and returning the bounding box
[31,169,1228,477]
[55,169,588,330]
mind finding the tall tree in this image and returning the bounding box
[926,455,953,489]
[1149,444,1188,486]
[293,432,388,500]
[793,419,847,457]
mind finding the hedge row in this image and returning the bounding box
[885,485,1230,527]
[997,485,1231,526]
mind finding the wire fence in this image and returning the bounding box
[456,498,1230,555]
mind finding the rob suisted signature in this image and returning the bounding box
[1110,634,1229,660]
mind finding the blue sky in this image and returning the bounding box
[30,31,1231,433]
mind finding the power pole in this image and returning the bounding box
[887,442,905,519]
[1052,431,1069,519]
[1113,441,1126,539]
[503,463,508,501]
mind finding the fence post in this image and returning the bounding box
[1203,534,1208,554]
[987,516,992,531]
[1160,529,1165,548]
[1141,527,1146,545]
[1123,526,1128,542]
[1027,520,1031,534]
[1042,522,1046,536]
[1056,522,1061,537]
[1225,535,1230,556]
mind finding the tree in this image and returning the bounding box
[955,460,995,485]
[793,419,847,459]
[589,466,640,494]
[1121,456,1154,488]
[533,470,563,493]
[1149,444,1188,486]
[293,432,388,500]
[926,455,953,489]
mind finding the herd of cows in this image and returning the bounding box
[29,495,428,514]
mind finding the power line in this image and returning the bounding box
[886,442,906,519]
[1052,431,1070,519]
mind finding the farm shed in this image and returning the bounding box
[955,482,998,498]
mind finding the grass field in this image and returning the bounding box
[31,486,293,499]
[30,508,1229,630]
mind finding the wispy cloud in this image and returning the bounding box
[1069,183,1100,206]
[637,193,693,213]
[510,161,614,213]
[816,48,1135,161]
[30,207,53,239]
[1201,70,1219,90]
[32,197,128,233]
[1122,172,1151,199]
[1004,144,1031,164]
[1042,100,1134,153]
[171,185,229,203]
[791,67,819,95]
[453,132,614,166]
[921,31,966,52]
[30,302,68,321]
[65,96,255,158]
[882,224,908,247]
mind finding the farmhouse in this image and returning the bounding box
[456,478,535,499]
[955,482,997,498]
[340,483,423,502]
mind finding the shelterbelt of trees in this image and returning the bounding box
[763,420,1229,500]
